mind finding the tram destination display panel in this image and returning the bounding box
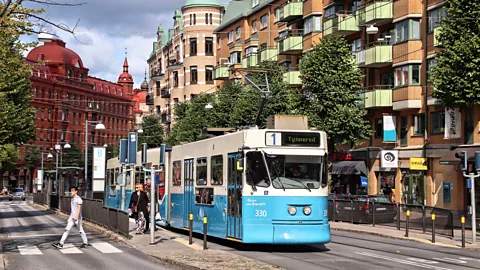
[265,132,321,147]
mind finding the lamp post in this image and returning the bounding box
[55,142,70,210]
[84,120,105,197]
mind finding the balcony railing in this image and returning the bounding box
[279,2,303,23]
[356,43,392,68]
[324,13,360,36]
[160,88,170,98]
[283,68,302,86]
[363,86,392,108]
[213,66,229,80]
[257,47,278,62]
[278,32,303,55]
[357,1,393,25]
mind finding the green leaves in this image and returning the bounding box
[299,35,370,152]
[138,115,165,148]
[22,146,41,170]
[431,0,480,107]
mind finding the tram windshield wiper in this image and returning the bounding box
[288,178,311,192]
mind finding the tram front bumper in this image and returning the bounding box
[242,222,331,244]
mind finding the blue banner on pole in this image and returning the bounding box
[361,176,368,188]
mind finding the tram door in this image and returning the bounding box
[183,159,194,228]
[227,153,243,239]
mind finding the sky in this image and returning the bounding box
[22,0,228,88]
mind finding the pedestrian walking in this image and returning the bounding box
[52,186,89,249]
[128,183,149,234]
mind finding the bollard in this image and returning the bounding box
[189,213,193,245]
[432,214,436,243]
[461,216,466,248]
[372,202,376,227]
[203,216,208,250]
[396,203,400,230]
[405,210,410,237]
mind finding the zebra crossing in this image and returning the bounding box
[16,241,123,255]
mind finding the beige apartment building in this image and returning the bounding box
[147,0,225,133]
[213,0,480,212]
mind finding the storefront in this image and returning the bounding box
[331,160,368,195]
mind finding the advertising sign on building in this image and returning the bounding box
[92,147,106,192]
[381,150,398,168]
[410,158,428,170]
[445,108,461,139]
[383,115,397,142]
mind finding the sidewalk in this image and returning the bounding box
[330,221,480,250]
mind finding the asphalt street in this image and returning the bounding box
[0,196,170,270]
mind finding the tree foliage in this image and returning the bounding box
[0,144,19,172]
[138,114,165,148]
[430,0,480,108]
[299,35,371,152]
[22,146,41,171]
[61,144,83,168]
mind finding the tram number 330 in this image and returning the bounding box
[255,210,267,217]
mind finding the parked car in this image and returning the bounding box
[9,188,26,201]
[354,195,397,224]
[328,194,356,221]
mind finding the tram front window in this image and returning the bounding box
[246,151,270,188]
[265,154,322,189]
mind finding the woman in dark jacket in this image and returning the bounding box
[128,183,149,234]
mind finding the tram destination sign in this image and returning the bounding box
[266,132,321,147]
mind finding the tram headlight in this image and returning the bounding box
[288,206,297,215]
[303,206,312,216]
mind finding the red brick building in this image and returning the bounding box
[5,37,136,193]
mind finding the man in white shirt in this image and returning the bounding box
[53,186,89,249]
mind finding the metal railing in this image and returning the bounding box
[59,196,130,238]
[33,193,47,205]
[328,197,454,238]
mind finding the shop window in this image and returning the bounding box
[172,161,181,186]
[196,157,207,185]
[412,114,425,135]
[431,111,445,134]
[210,155,223,185]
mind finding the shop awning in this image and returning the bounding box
[332,161,368,176]
[439,147,480,165]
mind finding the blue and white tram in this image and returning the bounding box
[159,129,330,244]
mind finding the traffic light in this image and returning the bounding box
[455,151,467,171]
[141,143,147,166]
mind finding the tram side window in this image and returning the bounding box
[195,187,214,205]
[196,157,207,185]
[172,160,182,186]
[210,155,223,185]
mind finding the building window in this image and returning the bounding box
[174,98,179,104]
[245,46,257,57]
[206,66,214,84]
[375,118,383,138]
[428,7,446,33]
[194,14,196,25]
[210,13,212,25]
[275,8,283,22]
[431,111,445,134]
[217,37,221,49]
[205,13,208,24]
[394,64,421,87]
[211,155,223,185]
[79,73,83,82]
[261,14,268,29]
[427,58,437,80]
[173,71,179,87]
[236,27,241,40]
[230,51,242,64]
[252,20,258,33]
[48,109,51,121]
[190,38,197,56]
[412,114,425,135]
[228,31,234,43]
[196,157,207,185]
[33,87,37,98]
[252,0,259,8]
[67,70,71,79]
[205,37,213,55]
[304,16,322,34]
[394,19,420,43]
[93,83,96,90]
[190,14,192,25]
[190,66,198,84]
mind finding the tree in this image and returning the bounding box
[430,0,480,108]
[299,35,371,153]
[0,144,19,172]
[61,144,83,168]
[138,115,165,148]
[22,146,41,172]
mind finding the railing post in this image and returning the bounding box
[405,210,410,237]
[432,214,436,243]
[351,199,354,223]
[333,197,336,221]
[396,203,400,230]
[203,216,208,250]
[422,206,426,233]
[372,201,376,227]
[189,213,193,245]
[461,216,466,248]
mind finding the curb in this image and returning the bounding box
[331,227,480,250]
[0,241,5,270]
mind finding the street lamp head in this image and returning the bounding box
[103,144,108,147]
[137,129,144,134]
[95,123,105,130]
[64,143,71,149]
[47,153,53,159]
[205,103,213,110]
[366,25,378,35]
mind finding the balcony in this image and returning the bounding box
[213,66,229,80]
[146,92,155,105]
[257,47,277,62]
[363,87,392,108]
[434,26,442,47]
[283,69,301,86]
[324,14,359,36]
[161,113,171,124]
[246,54,258,68]
[160,88,170,98]
[151,71,164,81]
[278,33,303,55]
[356,44,392,68]
[279,2,303,23]
[392,86,422,111]
[357,1,393,26]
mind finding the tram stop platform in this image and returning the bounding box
[330,221,480,250]
[124,219,280,270]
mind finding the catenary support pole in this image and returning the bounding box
[150,166,156,245]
